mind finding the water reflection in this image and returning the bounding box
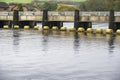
[42,30,50,36]
[116,35,120,42]
[73,32,80,54]
[52,31,58,35]
[78,32,84,37]
[13,30,20,53]
[108,34,116,53]
[60,31,67,37]
[42,30,49,52]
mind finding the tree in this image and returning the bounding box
[42,2,57,11]
[104,0,114,10]
[114,0,120,11]
[79,2,87,11]
[83,0,115,11]
[57,4,79,11]
[85,0,110,11]
[18,4,23,11]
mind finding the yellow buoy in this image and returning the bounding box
[69,27,76,32]
[43,26,49,30]
[52,26,58,31]
[13,25,19,29]
[86,28,93,33]
[34,26,39,30]
[77,27,85,32]
[96,28,103,34]
[116,29,120,35]
[24,25,30,30]
[3,25,9,29]
[106,29,113,34]
[60,27,67,31]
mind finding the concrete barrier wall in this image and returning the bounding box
[115,16,120,22]
[0,11,120,22]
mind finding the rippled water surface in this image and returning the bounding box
[0,25,120,80]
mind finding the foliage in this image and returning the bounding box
[18,4,23,11]
[0,0,32,3]
[71,0,86,2]
[85,0,113,11]
[30,1,43,7]
[80,0,120,11]
[0,0,87,3]
[114,0,120,11]
[57,4,79,11]
[42,2,57,11]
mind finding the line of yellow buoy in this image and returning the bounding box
[2,25,120,35]
[65,27,120,35]
[3,25,40,30]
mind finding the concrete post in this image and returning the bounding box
[74,10,79,30]
[42,10,48,27]
[13,10,19,27]
[109,10,115,31]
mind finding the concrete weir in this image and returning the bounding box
[0,20,12,28]
[74,10,92,30]
[42,10,63,29]
[0,10,120,31]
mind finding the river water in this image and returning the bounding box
[0,23,120,80]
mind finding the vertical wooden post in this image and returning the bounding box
[13,10,19,27]
[42,10,48,27]
[109,10,115,31]
[74,10,79,30]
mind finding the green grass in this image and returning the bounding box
[0,0,86,3]
[0,0,32,3]
[71,0,86,2]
